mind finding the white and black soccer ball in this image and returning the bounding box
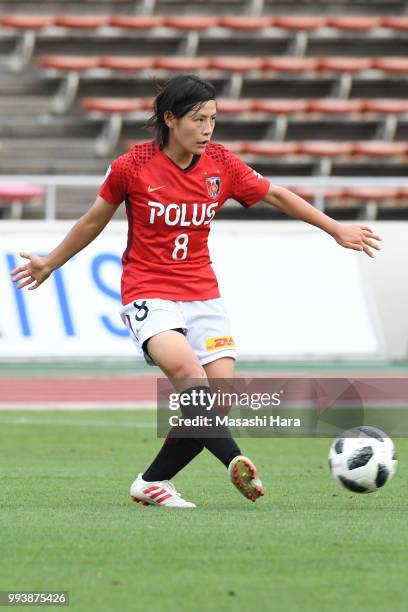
[328,426,397,493]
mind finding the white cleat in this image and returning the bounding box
[130,474,196,508]
[228,455,265,503]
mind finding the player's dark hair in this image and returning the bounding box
[146,74,216,147]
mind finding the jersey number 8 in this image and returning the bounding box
[172,233,189,260]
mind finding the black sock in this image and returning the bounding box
[142,385,241,482]
[143,434,204,482]
[180,385,241,468]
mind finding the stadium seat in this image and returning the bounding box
[214,141,246,154]
[262,57,318,72]
[317,57,374,73]
[288,186,345,210]
[38,55,100,113]
[317,58,374,98]
[163,16,219,30]
[343,187,399,218]
[154,57,210,71]
[363,100,408,139]
[352,141,408,158]
[326,16,381,31]
[298,141,353,175]
[298,141,354,156]
[109,16,164,29]
[0,183,44,219]
[99,56,155,71]
[272,16,328,30]
[81,98,144,114]
[251,99,308,140]
[251,100,308,114]
[210,57,262,98]
[396,188,408,204]
[372,58,408,74]
[363,99,408,114]
[209,57,262,72]
[216,99,254,114]
[308,99,364,114]
[243,142,298,156]
[81,97,145,156]
[218,16,272,31]
[54,16,110,29]
[0,15,55,71]
[381,16,408,31]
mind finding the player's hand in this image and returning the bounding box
[9,252,53,290]
[332,224,382,258]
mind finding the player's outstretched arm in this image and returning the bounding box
[263,184,381,258]
[10,196,116,290]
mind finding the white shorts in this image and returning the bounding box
[120,298,236,366]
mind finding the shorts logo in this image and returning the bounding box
[205,335,235,351]
[206,176,221,199]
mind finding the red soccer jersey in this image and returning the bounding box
[99,141,270,303]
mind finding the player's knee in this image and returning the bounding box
[170,360,206,381]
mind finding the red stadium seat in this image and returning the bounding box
[99,56,154,71]
[372,58,408,74]
[81,98,145,157]
[216,99,254,113]
[308,99,364,114]
[0,15,55,29]
[262,57,318,72]
[352,141,408,157]
[163,16,218,30]
[343,187,398,201]
[218,16,272,30]
[298,141,353,156]
[252,99,308,114]
[38,55,100,113]
[381,16,408,31]
[55,16,109,29]
[154,57,210,70]
[289,186,345,200]
[81,98,144,113]
[272,16,327,30]
[243,142,298,156]
[326,16,381,31]
[317,57,373,73]
[363,99,408,114]
[0,183,44,219]
[138,98,155,111]
[109,16,164,29]
[216,141,246,154]
[39,55,100,71]
[396,188,408,202]
[209,57,262,72]
[0,15,56,71]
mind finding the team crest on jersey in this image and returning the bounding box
[206,176,221,199]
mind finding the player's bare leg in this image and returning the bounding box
[139,332,252,501]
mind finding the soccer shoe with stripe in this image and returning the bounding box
[228,455,265,502]
[130,474,196,508]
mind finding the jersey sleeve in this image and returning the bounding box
[98,157,128,205]
[225,150,270,208]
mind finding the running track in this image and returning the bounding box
[0,376,158,409]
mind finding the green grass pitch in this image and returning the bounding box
[0,410,407,612]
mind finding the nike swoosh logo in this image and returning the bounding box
[147,185,165,193]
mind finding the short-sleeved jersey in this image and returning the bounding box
[99,141,270,304]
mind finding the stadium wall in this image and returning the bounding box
[0,221,406,361]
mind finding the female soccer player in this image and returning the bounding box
[11,74,381,508]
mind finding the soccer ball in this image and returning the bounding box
[328,426,397,493]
